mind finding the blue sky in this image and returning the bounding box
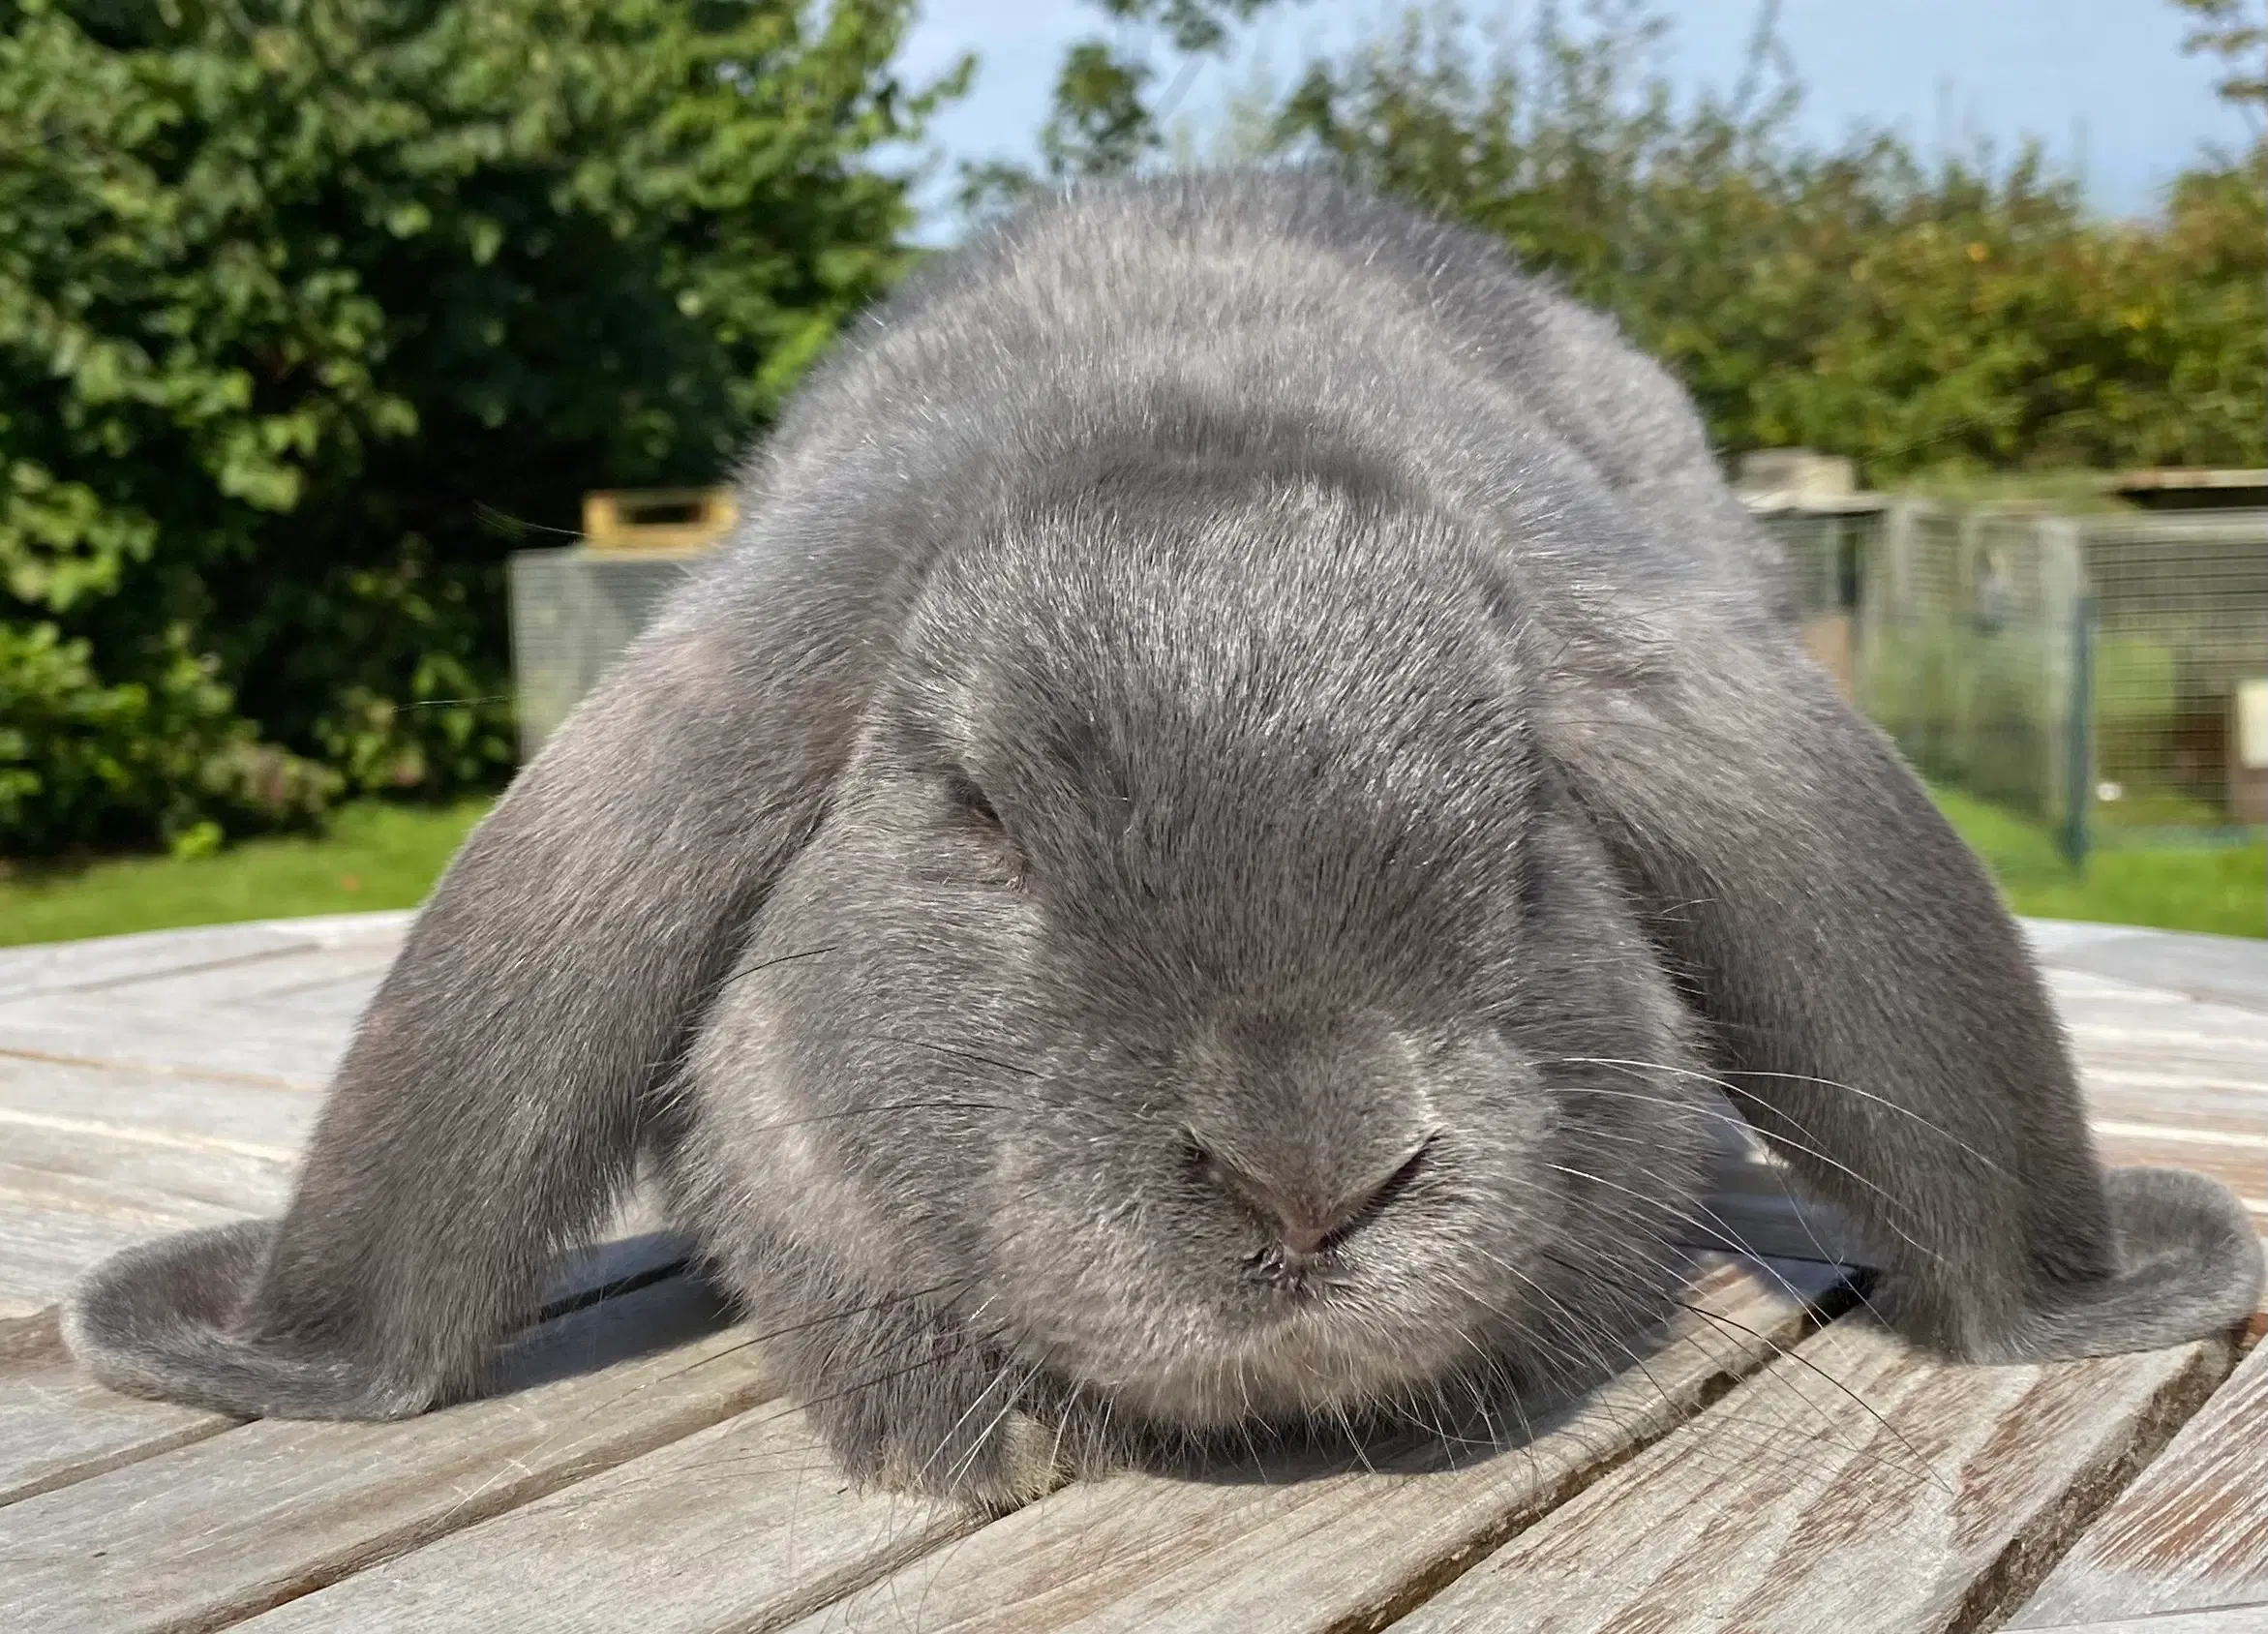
[890,1,2259,241]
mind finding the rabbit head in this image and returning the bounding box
[672,465,1712,1451]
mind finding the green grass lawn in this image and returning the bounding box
[0,799,494,949]
[1928,784,2264,940]
[1,785,2258,948]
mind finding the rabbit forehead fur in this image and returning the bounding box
[668,429,1713,1431]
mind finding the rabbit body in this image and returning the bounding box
[66,173,2265,1510]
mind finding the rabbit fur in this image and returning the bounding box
[66,171,2264,1510]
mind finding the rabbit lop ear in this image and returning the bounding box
[1539,635,2263,1362]
[65,558,883,1420]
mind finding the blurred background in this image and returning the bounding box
[1,0,2261,945]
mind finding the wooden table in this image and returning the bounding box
[1,913,2261,1634]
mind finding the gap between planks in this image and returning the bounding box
[0,917,2253,1632]
[1386,1320,2242,1634]
[767,1257,1851,1634]
[0,1222,687,1510]
[0,1273,770,1634]
[0,1256,1843,1634]
[2009,1335,2268,1629]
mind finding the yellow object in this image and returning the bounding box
[580,488,737,553]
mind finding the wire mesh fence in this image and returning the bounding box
[505,547,700,761]
[1759,500,2268,861]
[2083,511,2268,840]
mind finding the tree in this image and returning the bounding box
[957,0,1285,221]
[2169,0,2266,110]
[1263,0,2265,480]
[0,0,960,853]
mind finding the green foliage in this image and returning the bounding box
[0,0,954,854]
[0,618,336,854]
[957,0,1277,219]
[2170,0,2267,106]
[1263,1,2268,480]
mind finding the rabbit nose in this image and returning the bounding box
[1188,1133,1432,1257]
[1271,1205,1347,1259]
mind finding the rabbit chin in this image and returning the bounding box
[1023,1284,1503,1434]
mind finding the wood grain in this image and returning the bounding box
[0,1310,235,1508]
[0,911,402,1008]
[0,1068,303,1314]
[2010,1339,2268,1628]
[237,972,387,1025]
[0,1115,294,1223]
[0,1055,318,1157]
[233,1399,974,1634]
[2011,1609,2268,1634]
[777,1258,1844,1634]
[237,910,413,946]
[0,923,318,1004]
[0,1219,687,1515]
[99,943,394,1016]
[1390,1317,2236,1634]
[0,1277,778,1634]
[2041,926,2268,1014]
[0,993,349,1087]
[0,1199,201,1320]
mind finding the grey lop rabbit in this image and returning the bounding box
[66,171,2265,1510]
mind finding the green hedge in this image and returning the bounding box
[0,0,957,854]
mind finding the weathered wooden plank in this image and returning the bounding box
[0,1215,687,1512]
[2065,1002,2268,1069]
[0,1276,777,1634]
[2060,999,2268,1061]
[0,911,2249,1634]
[240,910,413,948]
[97,944,394,1016]
[2010,1339,2268,1628]
[233,1398,975,1634]
[0,1200,197,1320]
[2012,1610,2268,1634]
[2081,1084,2268,1141]
[0,923,319,1003]
[0,1310,235,1509]
[2024,918,2159,962]
[1390,1317,2236,1634]
[2050,957,2268,1021]
[778,1257,1844,1634]
[0,914,400,1024]
[0,1055,318,1157]
[239,973,386,1025]
[0,994,349,1086]
[0,1116,295,1222]
[0,1115,297,1316]
[2044,927,2268,1014]
[2073,1047,2268,1106]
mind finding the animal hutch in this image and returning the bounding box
[505,489,736,760]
